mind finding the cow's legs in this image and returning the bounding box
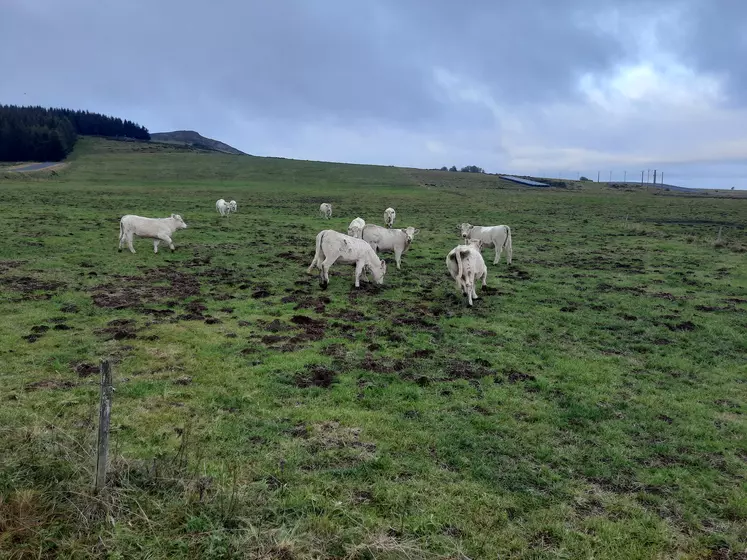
[320,255,338,288]
[354,260,366,287]
[395,248,403,269]
[494,245,501,265]
[153,240,160,253]
[155,233,175,251]
[126,234,136,254]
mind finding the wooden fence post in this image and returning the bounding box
[95,360,113,493]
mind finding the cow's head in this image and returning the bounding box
[369,258,387,284]
[404,226,420,244]
[171,214,188,229]
[458,223,473,239]
[229,200,237,212]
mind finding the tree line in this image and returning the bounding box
[0,105,150,162]
[439,165,485,173]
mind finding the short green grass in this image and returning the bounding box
[1,137,746,559]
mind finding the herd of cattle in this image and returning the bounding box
[116,200,513,306]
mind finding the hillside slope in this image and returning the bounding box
[150,130,247,155]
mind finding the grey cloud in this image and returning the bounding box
[1,0,746,188]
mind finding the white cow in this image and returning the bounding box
[458,223,513,265]
[446,239,487,306]
[347,217,366,239]
[118,214,188,254]
[384,207,396,228]
[362,224,419,269]
[319,203,332,219]
[307,229,387,288]
[229,200,237,213]
[216,198,231,217]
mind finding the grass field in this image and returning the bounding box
[1,137,746,559]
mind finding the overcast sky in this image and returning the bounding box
[2,0,746,188]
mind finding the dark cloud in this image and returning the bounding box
[1,0,746,188]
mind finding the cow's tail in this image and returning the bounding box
[118,217,124,250]
[503,226,512,264]
[308,230,326,273]
[456,246,467,283]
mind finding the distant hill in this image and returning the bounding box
[150,130,246,155]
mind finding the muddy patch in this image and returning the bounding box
[294,364,338,388]
[445,359,496,380]
[294,296,330,313]
[359,355,407,373]
[25,379,75,391]
[665,321,696,332]
[1,275,65,298]
[92,267,200,310]
[0,260,26,274]
[73,362,99,377]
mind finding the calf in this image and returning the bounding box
[347,217,366,238]
[384,207,396,228]
[118,214,188,254]
[216,199,231,217]
[446,239,487,306]
[229,200,237,213]
[307,229,387,288]
[319,203,332,219]
[362,224,419,269]
[458,223,513,264]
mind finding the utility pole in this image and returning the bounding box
[653,169,657,184]
[641,170,644,185]
[647,169,650,183]
[597,171,600,182]
[624,171,627,183]
[661,172,664,185]
[609,171,612,182]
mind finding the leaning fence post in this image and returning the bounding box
[95,360,113,493]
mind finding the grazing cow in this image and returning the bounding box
[384,207,396,228]
[347,217,366,239]
[319,203,332,219]
[362,224,420,269]
[229,200,237,213]
[216,198,231,217]
[446,239,487,306]
[458,223,513,265]
[307,229,387,288]
[118,214,188,254]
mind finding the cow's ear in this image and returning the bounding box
[380,259,385,267]
[171,213,176,218]
[414,228,420,235]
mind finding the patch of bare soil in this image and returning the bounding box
[0,260,25,274]
[294,364,338,388]
[95,319,138,340]
[92,266,200,310]
[25,379,75,391]
[72,362,99,377]
[445,359,496,380]
[359,355,407,373]
[294,296,330,313]
[0,275,65,299]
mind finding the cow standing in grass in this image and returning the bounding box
[307,229,387,288]
[216,199,231,217]
[347,217,366,239]
[384,207,396,228]
[458,223,513,265]
[118,214,188,254]
[362,224,419,270]
[446,239,487,306]
[319,203,332,219]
